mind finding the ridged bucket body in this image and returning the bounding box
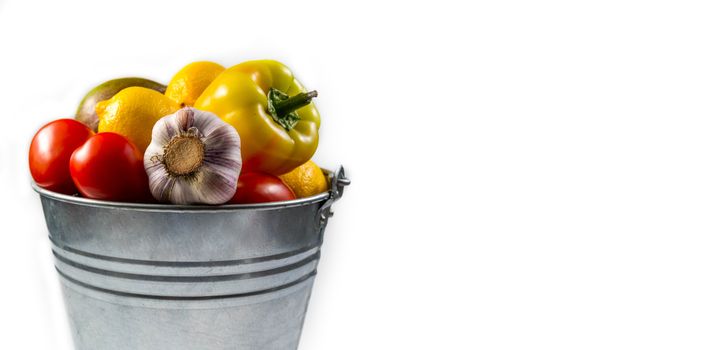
[34,168,348,350]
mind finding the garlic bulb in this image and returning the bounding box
[144,107,242,204]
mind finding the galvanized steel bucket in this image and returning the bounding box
[33,166,349,350]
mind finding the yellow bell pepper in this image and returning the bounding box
[194,60,319,175]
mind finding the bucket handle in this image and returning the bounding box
[317,165,350,229]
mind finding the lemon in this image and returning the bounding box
[165,61,225,107]
[279,160,328,198]
[96,87,180,153]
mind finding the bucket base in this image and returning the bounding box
[60,275,315,350]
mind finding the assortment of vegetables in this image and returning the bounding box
[29,59,329,205]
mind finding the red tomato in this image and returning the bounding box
[29,119,94,194]
[69,132,151,202]
[229,172,296,204]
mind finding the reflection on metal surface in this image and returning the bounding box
[35,167,349,350]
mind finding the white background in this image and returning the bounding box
[1,0,712,349]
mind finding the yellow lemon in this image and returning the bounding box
[96,87,180,153]
[165,61,225,107]
[279,160,328,198]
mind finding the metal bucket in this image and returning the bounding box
[33,166,349,350]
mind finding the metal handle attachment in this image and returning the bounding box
[317,166,350,229]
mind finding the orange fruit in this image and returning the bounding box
[279,160,328,198]
[96,87,180,153]
[165,61,225,107]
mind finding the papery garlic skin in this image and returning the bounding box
[144,107,242,205]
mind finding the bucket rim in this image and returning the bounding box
[31,181,329,211]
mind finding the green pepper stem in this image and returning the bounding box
[273,90,318,116]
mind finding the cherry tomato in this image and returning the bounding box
[29,119,94,194]
[69,132,151,202]
[229,172,296,204]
